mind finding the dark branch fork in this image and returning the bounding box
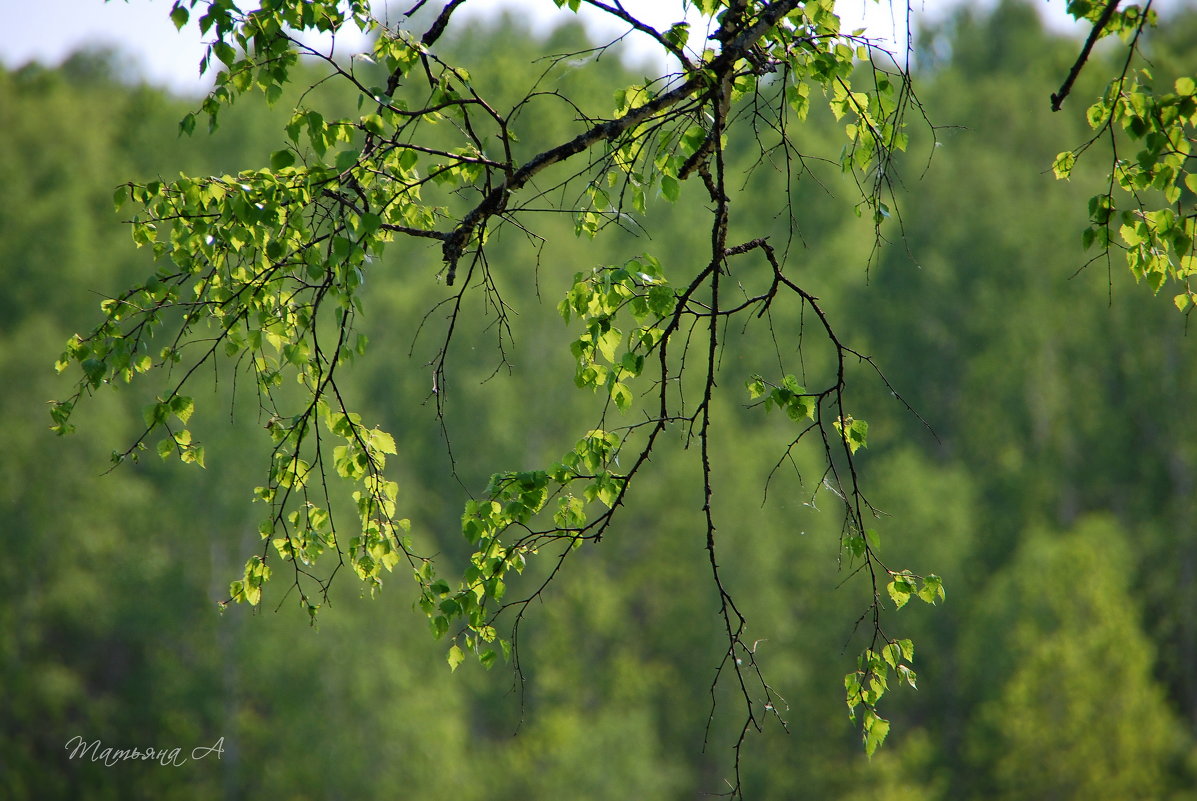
[434,0,803,284]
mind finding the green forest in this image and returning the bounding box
[3,1,1197,798]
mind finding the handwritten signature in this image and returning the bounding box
[64,735,225,767]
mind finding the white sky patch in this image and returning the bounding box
[0,0,1114,96]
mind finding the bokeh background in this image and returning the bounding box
[2,1,1196,798]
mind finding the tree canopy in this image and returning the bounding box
[39,0,1197,795]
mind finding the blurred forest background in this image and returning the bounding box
[3,1,1197,798]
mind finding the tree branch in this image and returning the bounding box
[1051,0,1121,111]
[440,0,803,284]
[581,0,695,69]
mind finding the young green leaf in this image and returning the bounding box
[447,644,465,672]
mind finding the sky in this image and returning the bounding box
[0,0,1090,96]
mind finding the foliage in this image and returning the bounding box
[1049,1,1197,308]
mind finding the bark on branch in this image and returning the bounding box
[1051,0,1121,111]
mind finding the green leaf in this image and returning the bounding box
[360,213,383,235]
[619,351,644,376]
[596,327,622,362]
[447,644,465,672]
[270,149,296,169]
[332,145,359,170]
[1052,150,1076,180]
[242,581,261,606]
[834,416,869,453]
[881,642,901,669]
[610,381,633,410]
[143,401,167,427]
[647,285,675,316]
[170,395,195,424]
[661,174,680,202]
[663,21,690,50]
[182,444,206,468]
[169,4,189,30]
[369,428,397,455]
[785,395,814,422]
[863,713,891,757]
[361,114,386,135]
[479,648,497,669]
[887,578,912,609]
[918,574,945,604]
[213,41,237,69]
